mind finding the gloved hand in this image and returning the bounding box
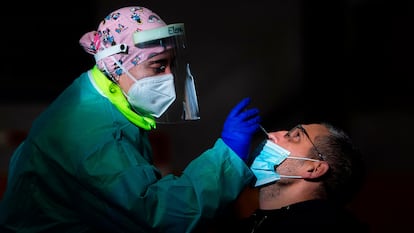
[221,97,261,161]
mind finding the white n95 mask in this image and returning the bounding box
[250,140,321,187]
[126,73,176,118]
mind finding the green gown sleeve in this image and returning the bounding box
[0,72,255,233]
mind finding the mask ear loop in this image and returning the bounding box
[94,43,129,82]
[106,53,144,104]
[108,56,137,85]
[287,156,321,162]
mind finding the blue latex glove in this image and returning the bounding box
[221,97,261,161]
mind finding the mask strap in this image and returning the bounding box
[278,175,303,179]
[287,156,321,162]
[100,62,114,81]
[104,54,138,88]
[94,43,129,82]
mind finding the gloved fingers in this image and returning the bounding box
[236,108,260,121]
[230,113,261,132]
[238,117,261,132]
[243,123,261,133]
[227,97,252,118]
[228,108,260,127]
[245,114,262,126]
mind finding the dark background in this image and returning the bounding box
[1,0,413,232]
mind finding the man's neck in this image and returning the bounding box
[258,182,317,210]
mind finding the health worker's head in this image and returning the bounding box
[79,6,170,80]
[79,6,199,122]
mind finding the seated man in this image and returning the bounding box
[217,123,369,233]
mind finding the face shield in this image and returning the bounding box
[133,23,200,124]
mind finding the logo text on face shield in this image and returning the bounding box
[168,25,184,35]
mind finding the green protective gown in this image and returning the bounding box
[0,67,255,233]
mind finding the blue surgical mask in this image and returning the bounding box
[250,140,321,187]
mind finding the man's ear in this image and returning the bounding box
[301,161,329,179]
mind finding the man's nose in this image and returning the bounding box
[267,130,288,144]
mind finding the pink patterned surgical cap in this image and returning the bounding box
[79,6,167,79]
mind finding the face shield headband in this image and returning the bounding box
[133,23,200,123]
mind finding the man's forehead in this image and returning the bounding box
[302,124,329,139]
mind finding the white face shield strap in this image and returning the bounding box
[94,43,129,62]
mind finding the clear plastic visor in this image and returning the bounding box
[133,23,200,124]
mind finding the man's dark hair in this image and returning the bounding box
[314,122,366,205]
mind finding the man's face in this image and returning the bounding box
[266,124,328,178]
[268,124,327,155]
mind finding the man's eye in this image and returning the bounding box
[294,130,301,137]
[286,128,301,142]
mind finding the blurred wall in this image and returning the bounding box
[1,0,413,232]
